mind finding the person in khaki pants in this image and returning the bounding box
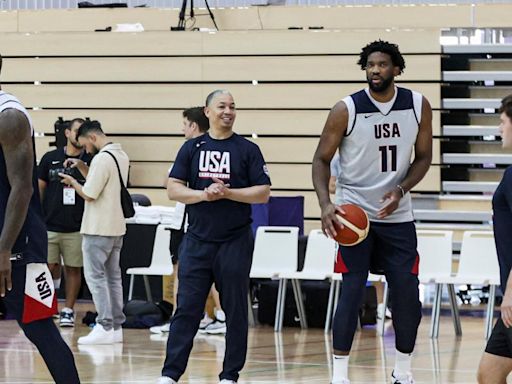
[60,120,129,345]
[38,118,92,327]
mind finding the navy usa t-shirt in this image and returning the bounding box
[493,166,512,294]
[170,133,271,242]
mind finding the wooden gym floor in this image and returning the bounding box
[0,305,495,383]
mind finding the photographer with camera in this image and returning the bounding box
[38,118,92,328]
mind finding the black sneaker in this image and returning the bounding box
[59,308,75,328]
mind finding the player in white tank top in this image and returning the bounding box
[335,86,423,222]
[312,41,433,384]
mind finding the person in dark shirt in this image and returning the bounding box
[478,94,512,383]
[0,54,80,383]
[157,90,271,384]
[38,118,92,327]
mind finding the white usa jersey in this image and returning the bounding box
[0,91,34,134]
[334,86,422,223]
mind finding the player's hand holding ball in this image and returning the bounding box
[332,204,370,246]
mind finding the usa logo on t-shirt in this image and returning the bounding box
[198,150,231,180]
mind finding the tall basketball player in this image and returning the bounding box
[312,40,432,384]
[0,54,80,383]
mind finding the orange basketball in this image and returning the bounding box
[333,204,370,246]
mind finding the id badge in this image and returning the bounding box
[63,187,76,205]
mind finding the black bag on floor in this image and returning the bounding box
[359,285,378,326]
[122,300,173,329]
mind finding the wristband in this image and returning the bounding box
[396,184,405,197]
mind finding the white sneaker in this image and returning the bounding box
[78,324,114,345]
[114,328,123,343]
[150,323,170,334]
[219,380,236,384]
[199,319,227,335]
[199,313,213,329]
[331,380,350,384]
[156,377,176,384]
[391,370,414,384]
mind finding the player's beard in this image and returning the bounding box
[367,75,393,93]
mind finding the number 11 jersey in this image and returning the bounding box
[334,86,423,223]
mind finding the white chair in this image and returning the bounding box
[278,229,338,331]
[436,231,500,339]
[250,226,299,332]
[415,230,460,339]
[126,224,174,301]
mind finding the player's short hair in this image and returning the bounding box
[499,94,512,121]
[66,118,85,130]
[205,89,232,107]
[357,40,406,74]
[76,120,104,139]
[183,107,209,133]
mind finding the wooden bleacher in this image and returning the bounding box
[1,5,512,234]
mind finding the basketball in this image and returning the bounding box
[333,204,370,246]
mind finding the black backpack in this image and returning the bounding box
[122,300,173,329]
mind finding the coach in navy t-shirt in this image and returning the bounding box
[158,90,271,384]
[479,95,512,383]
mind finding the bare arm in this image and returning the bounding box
[312,101,348,238]
[38,179,47,204]
[167,178,206,204]
[0,110,34,296]
[223,185,270,204]
[208,179,270,204]
[400,96,433,192]
[377,96,433,219]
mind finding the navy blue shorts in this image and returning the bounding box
[486,318,512,358]
[1,262,57,323]
[337,221,419,275]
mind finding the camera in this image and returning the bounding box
[49,167,74,182]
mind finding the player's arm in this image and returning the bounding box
[0,110,34,296]
[399,96,433,193]
[312,101,348,238]
[377,96,432,219]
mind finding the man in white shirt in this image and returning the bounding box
[60,120,129,345]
